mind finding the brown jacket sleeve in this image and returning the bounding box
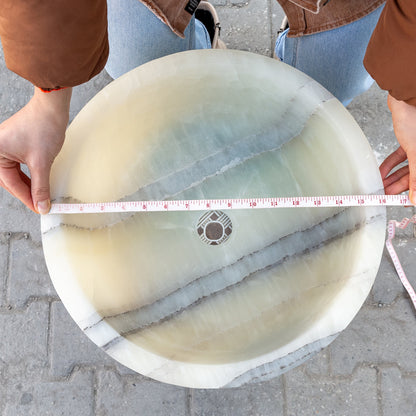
[364,0,416,105]
[0,0,109,89]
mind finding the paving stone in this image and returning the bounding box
[0,192,42,242]
[49,301,120,378]
[8,236,57,307]
[211,0,228,6]
[192,376,284,416]
[348,85,397,163]
[380,367,416,416]
[300,348,331,377]
[49,301,137,378]
[285,366,378,416]
[3,368,94,416]
[49,300,161,377]
[0,47,33,122]
[0,301,49,369]
[96,369,188,416]
[218,0,273,56]
[330,298,416,375]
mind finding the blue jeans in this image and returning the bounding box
[275,5,384,106]
[107,0,383,106]
[106,0,211,79]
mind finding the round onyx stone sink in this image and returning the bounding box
[41,50,385,388]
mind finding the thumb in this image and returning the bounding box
[407,149,416,205]
[30,161,52,214]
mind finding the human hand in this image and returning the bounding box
[0,87,72,214]
[379,94,416,204]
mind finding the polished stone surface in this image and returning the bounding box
[41,50,386,388]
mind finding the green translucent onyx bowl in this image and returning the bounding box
[41,50,385,388]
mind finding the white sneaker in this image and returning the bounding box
[195,1,227,49]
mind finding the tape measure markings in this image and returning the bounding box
[49,194,412,214]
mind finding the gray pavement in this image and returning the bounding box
[1,1,416,415]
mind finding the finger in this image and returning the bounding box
[382,165,409,188]
[28,160,52,214]
[384,172,410,195]
[379,146,407,179]
[407,149,416,204]
[0,166,36,211]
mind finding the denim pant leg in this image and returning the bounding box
[275,5,384,106]
[106,0,211,79]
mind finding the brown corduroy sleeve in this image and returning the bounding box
[364,0,416,105]
[0,0,109,89]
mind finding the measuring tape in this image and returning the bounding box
[49,194,412,214]
[386,215,416,311]
[49,193,416,313]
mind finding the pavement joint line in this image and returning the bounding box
[46,364,96,383]
[11,230,43,247]
[185,388,193,416]
[267,0,274,57]
[4,230,43,309]
[217,3,251,9]
[0,362,6,416]
[3,232,11,307]
[49,299,78,381]
[306,362,380,380]
[0,231,11,243]
[281,374,288,416]
[367,293,416,309]
[304,369,356,382]
[46,364,146,385]
[367,299,397,308]
[329,362,416,380]
[5,231,45,309]
[0,231,10,307]
[0,296,58,313]
[46,300,53,365]
[3,231,32,240]
[92,369,98,416]
[375,365,383,416]
[372,363,416,378]
[328,344,334,375]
